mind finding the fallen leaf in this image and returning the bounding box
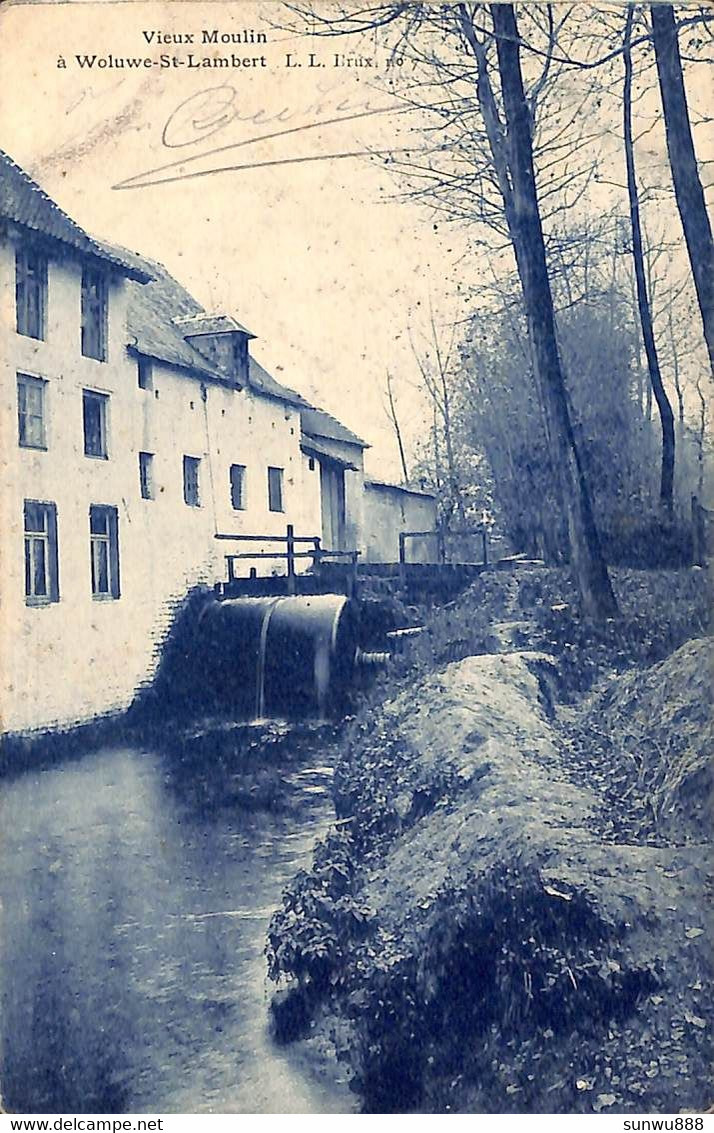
[595,1094,617,1111]
[685,927,704,939]
[543,883,573,901]
[684,1012,706,1029]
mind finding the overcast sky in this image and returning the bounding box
[2,0,710,478]
[0,0,476,480]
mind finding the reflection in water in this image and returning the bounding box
[0,739,354,1114]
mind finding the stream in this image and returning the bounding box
[0,729,355,1114]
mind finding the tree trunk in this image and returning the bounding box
[623,8,675,513]
[489,4,617,618]
[651,4,714,377]
[385,370,409,483]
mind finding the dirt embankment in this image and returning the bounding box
[267,568,712,1114]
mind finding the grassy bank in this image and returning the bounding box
[266,566,712,1114]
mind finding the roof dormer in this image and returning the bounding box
[173,313,256,386]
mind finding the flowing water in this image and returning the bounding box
[0,730,355,1114]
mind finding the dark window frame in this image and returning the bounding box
[232,334,249,382]
[230,463,247,510]
[137,356,153,390]
[139,452,154,500]
[24,499,59,605]
[83,389,109,459]
[81,267,108,361]
[89,504,120,599]
[17,373,47,450]
[267,466,284,513]
[183,455,201,508]
[16,246,47,341]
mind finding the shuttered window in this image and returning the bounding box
[24,500,59,604]
[139,452,154,500]
[137,356,153,390]
[89,505,120,599]
[17,374,47,449]
[230,464,246,510]
[83,390,108,458]
[183,455,201,507]
[267,466,284,513]
[90,503,121,598]
[16,247,47,340]
[81,267,108,361]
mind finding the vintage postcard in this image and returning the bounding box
[0,0,711,1120]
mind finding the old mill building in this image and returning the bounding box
[0,150,436,739]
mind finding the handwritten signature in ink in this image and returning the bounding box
[112,83,406,190]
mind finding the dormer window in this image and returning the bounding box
[174,313,255,386]
[233,334,249,383]
[138,356,153,390]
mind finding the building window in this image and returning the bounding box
[24,500,59,604]
[89,505,120,599]
[16,247,47,340]
[230,463,246,510]
[81,267,108,361]
[232,335,249,383]
[137,356,153,390]
[183,455,201,507]
[83,389,108,458]
[268,466,284,513]
[139,452,154,500]
[17,374,47,449]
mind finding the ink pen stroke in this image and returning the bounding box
[112,83,411,190]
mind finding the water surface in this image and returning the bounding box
[0,733,354,1113]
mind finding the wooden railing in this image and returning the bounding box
[398,525,490,578]
[215,525,359,594]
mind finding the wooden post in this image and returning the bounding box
[481,524,489,566]
[692,495,706,566]
[349,550,359,599]
[437,525,446,565]
[286,523,296,594]
[311,536,322,573]
[398,531,407,589]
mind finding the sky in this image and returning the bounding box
[1,0,710,479]
[0,0,472,481]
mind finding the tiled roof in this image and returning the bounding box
[300,435,359,470]
[0,151,151,281]
[99,237,368,448]
[365,479,436,498]
[301,405,367,449]
[3,150,368,447]
[174,313,255,339]
[248,356,307,406]
[248,363,367,447]
[118,250,229,382]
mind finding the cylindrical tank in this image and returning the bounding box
[198,595,358,719]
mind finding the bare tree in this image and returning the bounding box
[411,311,467,526]
[467,3,617,615]
[693,377,709,496]
[622,6,675,513]
[284,1,618,616]
[651,3,714,377]
[383,369,410,483]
